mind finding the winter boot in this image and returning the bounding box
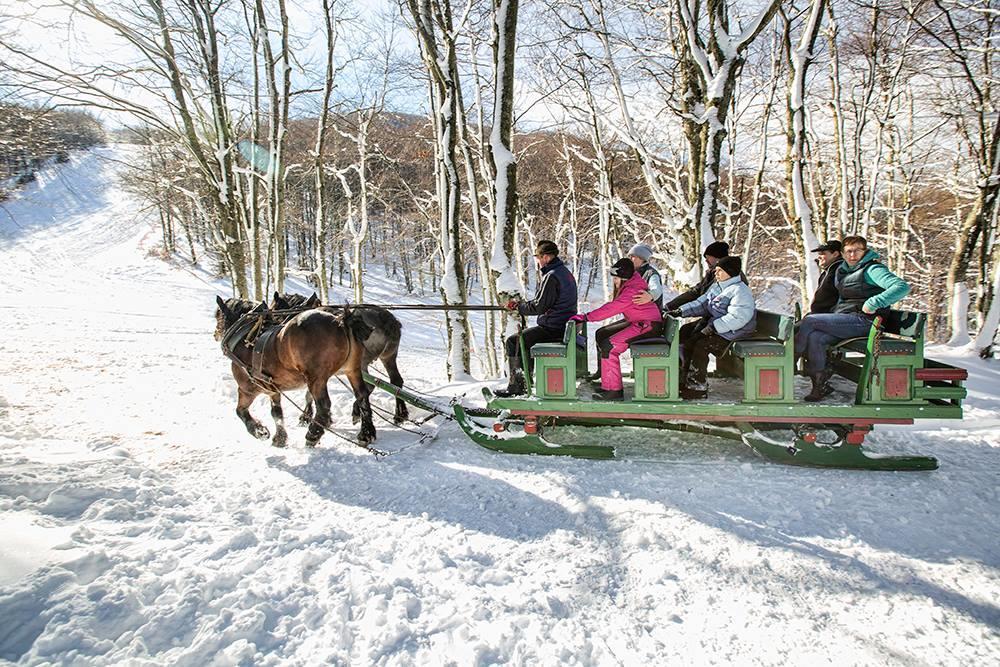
[495,359,528,398]
[591,388,624,401]
[804,369,834,402]
[679,381,708,400]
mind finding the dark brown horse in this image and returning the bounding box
[214,296,380,448]
[271,292,408,427]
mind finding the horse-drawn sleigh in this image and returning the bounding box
[216,296,967,471]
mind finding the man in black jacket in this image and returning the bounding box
[809,240,843,314]
[495,240,578,397]
[664,241,744,311]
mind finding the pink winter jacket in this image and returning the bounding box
[582,273,663,324]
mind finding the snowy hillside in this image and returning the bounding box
[0,147,997,665]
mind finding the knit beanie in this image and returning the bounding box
[703,241,730,259]
[627,243,653,261]
[609,257,635,279]
[717,255,742,278]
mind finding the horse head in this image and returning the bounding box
[214,296,262,341]
[271,292,321,310]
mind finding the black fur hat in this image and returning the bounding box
[704,241,730,259]
[609,257,635,279]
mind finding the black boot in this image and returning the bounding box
[804,370,833,402]
[495,360,527,398]
[591,388,624,401]
[679,378,708,399]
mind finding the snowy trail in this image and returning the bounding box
[0,148,997,665]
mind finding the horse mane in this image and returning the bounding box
[330,304,374,343]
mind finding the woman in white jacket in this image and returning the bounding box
[666,256,756,399]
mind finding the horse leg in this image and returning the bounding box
[298,391,314,427]
[269,393,288,448]
[346,369,376,443]
[304,378,332,448]
[381,352,408,425]
[236,388,269,440]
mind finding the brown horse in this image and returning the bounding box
[271,292,408,427]
[214,296,378,448]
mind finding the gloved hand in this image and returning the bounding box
[874,307,892,319]
[701,322,716,336]
[665,309,682,318]
[569,314,586,323]
[505,299,519,311]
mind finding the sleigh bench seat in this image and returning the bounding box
[530,321,587,400]
[628,316,680,401]
[828,310,967,404]
[720,311,796,403]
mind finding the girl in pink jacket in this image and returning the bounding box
[570,258,662,400]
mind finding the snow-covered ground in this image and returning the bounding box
[0,147,997,665]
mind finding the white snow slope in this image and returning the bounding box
[0,148,997,666]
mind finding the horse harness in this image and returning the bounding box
[220,308,293,393]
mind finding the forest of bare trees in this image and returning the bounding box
[0,103,104,192]
[1,0,997,370]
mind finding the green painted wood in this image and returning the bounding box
[716,311,796,403]
[738,425,938,471]
[630,315,680,401]
[452,405,615,459]
[531,321,581,400]
[362,371,450,415]
[915,385,968,400]
[486,393,962,421]
[518,333,532,396]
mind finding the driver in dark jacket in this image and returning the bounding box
[809,240,844,314]
[495,240,578,397]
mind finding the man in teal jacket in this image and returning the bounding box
[794,235,910,401]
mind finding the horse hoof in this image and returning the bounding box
[305,439,318,448]
[254,427,270,440]
[272,434,287,448]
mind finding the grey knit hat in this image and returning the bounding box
[627,243,654,261]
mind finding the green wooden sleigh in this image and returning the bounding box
[481,309,966,470]
[365,309,967,471]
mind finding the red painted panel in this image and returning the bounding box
[914,367,968,381]
[646,369,667,396]
[884,368,910,399]
[758,368,781,398]
[546,368,565,396]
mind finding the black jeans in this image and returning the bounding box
[505,325,564,378]
[681,331,731,387]
[593,319,630,370]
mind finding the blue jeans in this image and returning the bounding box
[794,312,873,375]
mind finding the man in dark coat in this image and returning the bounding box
[809,240,844,314]
[664,241,746,311]
[495,240,578,397]
[665,241,748,347]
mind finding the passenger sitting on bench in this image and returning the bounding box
[570,258,662,401]
[588,243,664,380]
[496,240,578,398]
[667,256,756,400]
[794,235,910,402]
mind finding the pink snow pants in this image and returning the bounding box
[600,322,654,391]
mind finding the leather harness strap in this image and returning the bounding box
[252,326,280,381]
